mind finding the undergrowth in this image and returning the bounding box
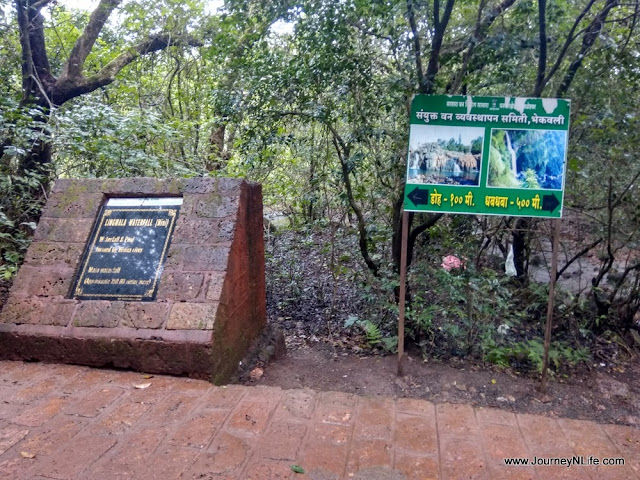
[267,221,600,377]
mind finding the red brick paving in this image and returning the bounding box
[1,361,639,480]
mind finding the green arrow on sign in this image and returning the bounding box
[408,187,429,206]
[542,194,560,212]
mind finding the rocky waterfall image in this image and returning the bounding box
[407,125,484,186]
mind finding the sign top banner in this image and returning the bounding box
[404,95,570,218]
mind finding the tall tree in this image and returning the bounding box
[5,0,202,177]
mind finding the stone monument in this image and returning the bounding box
[0,177,266,384]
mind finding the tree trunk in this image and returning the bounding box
[334,139,379,276]
[206,123,226,171]
[11,0,202,181]
[392,191,444,273]
[512,217,529,279]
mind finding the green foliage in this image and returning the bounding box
[470,136,483,155]
[399,216,513,358]
[361,319,382,346]
[1,99,49,166]
[522,168,540,189]
[439,136,471,154]
[407,261,522,357]
[488,145,505,184]
[0,171,45,279]
[381,335,398,353]
[52,99,196,178]
[0,100,49,278]
[345,315,390,350]
[488,130,520,188]
[483,339,591,373]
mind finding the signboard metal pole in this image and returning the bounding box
[540,218,561,393]
[397,210,409,377]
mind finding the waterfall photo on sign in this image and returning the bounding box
[488,129,567,190]
[407,125,484,186]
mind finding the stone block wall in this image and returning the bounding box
[0,177,266,383]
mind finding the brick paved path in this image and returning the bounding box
[1,361,639,479]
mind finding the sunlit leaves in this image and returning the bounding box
[51,98,195,178]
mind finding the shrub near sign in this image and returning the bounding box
[404,95,571,218]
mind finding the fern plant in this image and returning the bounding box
[361,320,382,346]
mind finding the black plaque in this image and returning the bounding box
[72,200,181,301]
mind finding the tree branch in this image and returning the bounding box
[26,0,55,87]
[409,214,444,243]
[53,33,202,105]
[556,237,602,280]
[620,1,639,52]
[60,0,122,79]
[16,0,34,96]
[406,0,426,92]
[329,133,379,276]
[30,0,54,11]
[541,0,598,89]
[477,0,519,37]
[441,0,519,57]
[609,259,640,305]
[423,0,455,94]
[404,213,445,268]
[533,0,548,96]
[347,19,394,44]
[556,0,619,97]
[449,0,487,93]
[611,168,640,210]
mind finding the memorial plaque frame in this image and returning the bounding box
[71,197,182,302]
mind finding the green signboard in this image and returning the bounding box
[404,95,570,217]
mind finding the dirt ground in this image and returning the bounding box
[248,339,640,427]
[251,225,640,427]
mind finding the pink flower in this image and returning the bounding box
[441,255,464,271]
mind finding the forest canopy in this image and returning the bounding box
[1,0,640,369]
